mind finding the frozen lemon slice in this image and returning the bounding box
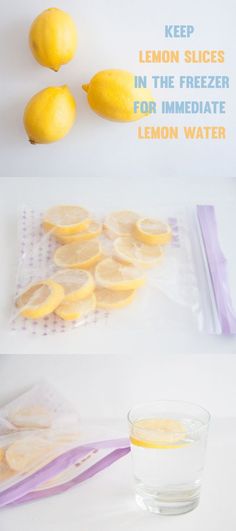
[104,210,140,239]
[114,237,163,268]
[54,240,102,269]
[135,218,172,245]
[6,438,54,473]
[9,406,52,429]
[43,205,91,235]
[55,221,102,244]
[95,258,145,291]
[16,279,64,319]
[95,287,136,309]
[52,269,95,302]
[55,293,96,320]
[130,418,186,449]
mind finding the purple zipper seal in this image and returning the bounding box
[0,438,130,509]
[197,205,236,335]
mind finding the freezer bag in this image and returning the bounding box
[9,203,236,336]
[0,383,130,508]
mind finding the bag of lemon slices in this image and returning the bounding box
[0,382,130,508]
[10,204,236,336]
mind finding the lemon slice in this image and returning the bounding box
[55,221,102,244]
[9,406,52,429]
[5,438,55,473]
[95,287,136,309]
[55,293,96,321]
[135,218,172,245]
[114,237,163,268]
[54,240,102,269]
[52,269,95,302]
[130,418,186,449]
[16,279,64,319]
[104,210,140,239]
[95,258,145,291]
[43,205,91,235]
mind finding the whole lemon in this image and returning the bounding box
[82,69,153,122]
[29,8,78,71]
[23,86,76,144]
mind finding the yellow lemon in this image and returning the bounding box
[29,8,78,71]
[95,258,145,291]
[43,205,90,235]
[114,237,163,268]
[95,287,136,310]
[23,86,76,144]
[54,240,102,269]
[6,438,55,473]
[52,269,95,302]
[0,448,4,463]
[16,279,64,319]
[55,294,96,321]
[82,69,153,122]
[104,210,140,239]
[9,406,52,429]
[135,218,172,246]
[130,418,187,449]
[55,220,102,243]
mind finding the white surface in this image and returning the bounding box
[0,176,236,355]
[0,355,236,531]
[0,0,235,178]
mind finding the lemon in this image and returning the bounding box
[114,237,163,268]
[55,221,102,243]
[23,86,76,144]
[52,269,94,302]
[82,70,153,122]
[130,418,187,449]
[135,218,172,246]
[29,8,78,71]
[55,294,96,321]
[9,406,52,429]
[43,205,90,235]
[95,287,136,309]
[54,240,102,269]
[95,258,145,291]
[6,438,54,473]
[104,210,140,239]
[16,279,64,319]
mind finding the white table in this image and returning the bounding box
[0,0,235,179]
[0,355,235,531]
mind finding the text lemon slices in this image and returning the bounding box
[54,240,102,269]
[95,258,145,291]
[95,287,136,309]
[43,205,91,235]
[104,210,140,239]
[55,220,102,244]
[114,237,163,268]
[130,418,187,449]
[55,293,96,321]
[16,280,65,319]
[52,269,95,302]
[135,218,172,246]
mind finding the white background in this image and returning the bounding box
[1,355,236,531]
[0,176,236,355]
[0,0,235,178]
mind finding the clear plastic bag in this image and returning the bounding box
[0,383,130,508]
[9,203,236,336]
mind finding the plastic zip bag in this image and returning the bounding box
[9,204,236,336]
[0,383,130,508]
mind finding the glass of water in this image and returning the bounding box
[128,400,210,515]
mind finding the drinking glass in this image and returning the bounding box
[128,400,210,515]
